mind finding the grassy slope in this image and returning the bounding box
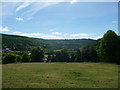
[2,63,118,88]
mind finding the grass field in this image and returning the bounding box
[2,63,119,88]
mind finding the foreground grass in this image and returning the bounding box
[2,62,119,88]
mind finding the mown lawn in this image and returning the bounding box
[2,62,119,88]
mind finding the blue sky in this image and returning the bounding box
[0,1,118,39]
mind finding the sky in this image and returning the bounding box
[0,0,118,39]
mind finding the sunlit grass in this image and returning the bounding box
[2,62,118,88]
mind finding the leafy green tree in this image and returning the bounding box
[54,50,69,62]
[51,55,56,62]
[22,53,31,62]
[16,55,22,62]
[88,46,98,62]
[55,51,62,62]
[82,46,98,62]
[98,30,120,64]
[31,47,44,62]
[2,53,16,64]
[75,49,81,62]
[81,46,90,62]
[61,50,69,62]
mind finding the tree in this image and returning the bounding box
[81,45,98,62]
[47,55,52,62]
[54,50,69,62]
[55,51,61,62]
[16,55,22,62]
[31,47,44,62]
[75,49,81,62]
[98,30,120,64]
[88,46,98,62]
[69,53,76,62]
[22,53,31,62]
[61,50,69,62]
[51,55,56,62]
[82,46,91,62]
[2,53,16,64]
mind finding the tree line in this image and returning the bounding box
[2,30,120,64]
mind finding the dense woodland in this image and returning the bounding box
[1,30,120,65]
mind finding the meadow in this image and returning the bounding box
[2,63,118,88]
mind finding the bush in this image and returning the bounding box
[2,54,16,64]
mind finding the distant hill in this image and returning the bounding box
[2,34,45,51]
[2,34,96,52]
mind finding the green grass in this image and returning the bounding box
[2,62,119,88]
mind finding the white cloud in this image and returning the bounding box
[96,35,103,39]
[2,1,58,19]
[40,35,65,39]
[13,32,22,34]
[63,33,69,37]
[53,37,65,39]
[70,33,94,37]
[19,2,58,20]
[52,32,62,35]
[70,33,87,37]
[19,33,42,36]
[16,2,31,12]
[91,35,103,40]
[16,17,24,21]
[0,27,10,32]
[70,0,77,4]
[41,35,56,39]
